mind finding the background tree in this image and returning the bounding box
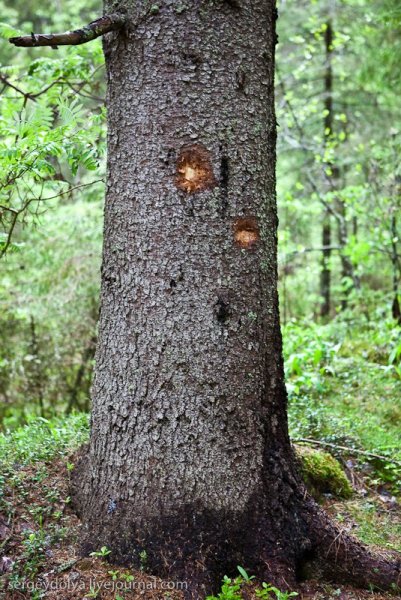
[277,0,401,321]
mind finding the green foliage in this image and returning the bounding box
[284,314,401,490]
[0,413,89,466]
[205,575,244,600]
[0,412,88,593]
[90,546,112,558]
[139,549,148,571]
[341,499,401,551]
[0,46,106,254]
[20,529,47,579]
[0,199,102,426]
[236,566,254,583]
[277,0,401,321]
[255,582,298,600]
[0,1,105,425]
[206,568,298,600]
[84,584,101,598]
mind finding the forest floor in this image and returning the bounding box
[0,319,400,600]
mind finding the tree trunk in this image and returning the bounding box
[320,20,359,314]
[72,2,400,597]
[320,21,334,319]
[320,212,331,318]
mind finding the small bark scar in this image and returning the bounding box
[215,296,231,324]
[175,144,217,194]
[223,0,241,9]
[9,13,126,48]
[234,217,260,249]
[219,153,229,213]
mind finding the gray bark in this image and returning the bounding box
[72,2,401,597]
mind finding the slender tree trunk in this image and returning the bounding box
[65,334,97,414]
[321,21,358,313]
[320,21,334,319]
[28,315,45,418]
[320,212,331,317]
[72,3,400,597]
[390,211,401,324]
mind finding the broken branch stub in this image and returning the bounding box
[9,13,126,48]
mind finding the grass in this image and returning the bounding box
[0,413,89,466]
[332,499,401,551]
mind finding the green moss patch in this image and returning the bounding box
[295,444,353,500]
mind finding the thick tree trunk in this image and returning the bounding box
[72,2,400,597]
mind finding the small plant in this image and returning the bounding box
[236,565,255,582]
[108,569,120,580]
[255,582,298,600]
[85,584,100,598]
[90,545,111,558]
[206,575,243,600]
[139,549,148,571]
[21,529,47,578]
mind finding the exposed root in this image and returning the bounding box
[305,502,401,593]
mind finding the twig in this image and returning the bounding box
[0,179,104,258]
[9,13,126,48]
[0,209,20,257]
[293,437,401,466]
[0,74,33,99]
[286,245,341,256]
[35,179,104,203]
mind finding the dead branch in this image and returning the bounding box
[294,437,401,466]
[9,13,125,48]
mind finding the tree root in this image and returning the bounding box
[304,501,401,593]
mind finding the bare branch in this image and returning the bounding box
[0,74,33,99]
[38,179,104,202]
[0,179,104,258]
[9,13,126,48]
[0,209,19,257]
[293,437,401,466]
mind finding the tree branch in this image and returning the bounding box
[0,179,104,258]
[293,437,401,466]
[9,13,126,48]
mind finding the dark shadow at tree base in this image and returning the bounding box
[70,447,400,599]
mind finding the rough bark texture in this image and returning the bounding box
[72,1,400,597]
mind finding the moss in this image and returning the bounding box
[344,500,401,551]
[295,444,353,500]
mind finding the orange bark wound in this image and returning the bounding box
[175,144,216,193]
[234,217,260,248]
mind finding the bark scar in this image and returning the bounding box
[219,152,229,213]
[175,144,216,194]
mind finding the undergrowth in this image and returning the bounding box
[283,312,401,491]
